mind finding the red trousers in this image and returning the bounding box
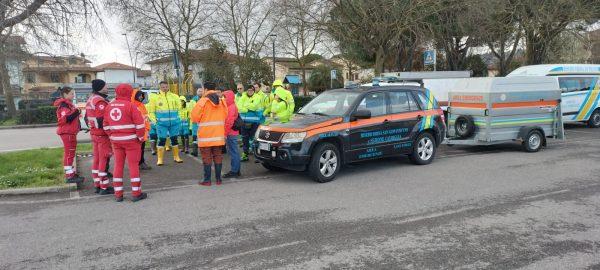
[92,135,112,189]
[60,134,77,178]
[112,140,142,198]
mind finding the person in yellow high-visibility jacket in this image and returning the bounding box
[146,81,183,165]
[272,79,294,115]
[237,86,263,161]
[269,88,292,124]
[178,96,190,154]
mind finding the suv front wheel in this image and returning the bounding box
[308,142,341,183]
[409,132,437,165]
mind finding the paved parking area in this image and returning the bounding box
[1,123,599,269]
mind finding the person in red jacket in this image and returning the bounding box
[54,87,84,183]
[222,90,241,178]
[103,84,147,202]
[85,79,114,195]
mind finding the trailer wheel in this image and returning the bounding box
[455,115,475,138]
[587,109,600,128]
[522,130,543,152]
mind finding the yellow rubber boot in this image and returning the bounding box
[172,145,183,163]
[165,138,171,151]
[157,147,165,166]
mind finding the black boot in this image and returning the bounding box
[200,165,211,186]
[223,171,241,178]
[99,186,115,195]
[150,141,157,155]
[132,192,148,202]
[215,164,222,185]
[184,137,190,153]
[191,143,198,157]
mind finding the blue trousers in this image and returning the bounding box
[157,124,180,146]
[226,135,241,173]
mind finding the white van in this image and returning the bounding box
[507,64,600,128]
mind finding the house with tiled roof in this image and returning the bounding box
[95,62,151,87]
[22,54,99,96]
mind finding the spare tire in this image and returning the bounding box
[455,115,475,138]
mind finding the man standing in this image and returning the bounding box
[222,90,241,178]
[272,79,295,116]
[146,92,158,155]
[237,85,263,162]
[85,79,114,195]
[191,82,228,186]
[132,89,152,170]
[103,84,147,202]
[188,87,204,157]
[147,81,183,166]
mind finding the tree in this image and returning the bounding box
[465,55,487,77]
[0,0,102,117]
[216,0,277,59]
[202,38,236,89]
[475,0,522,76]
[428,0,480,71]
[307,65,343,93]
[276,0,327,95]
[327,0,438,75]
[108,0,214,77]
[237,53,272,84]
[516,0,599,65]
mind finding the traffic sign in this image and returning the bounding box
[424,50,436,66]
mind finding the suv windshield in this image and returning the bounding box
[299,91,361,116]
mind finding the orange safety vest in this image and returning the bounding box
[132,89,151,140]
[190,91,228,147]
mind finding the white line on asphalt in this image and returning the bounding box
[522,189,570,200]
[212,240,307,263]
[393,206,478,225]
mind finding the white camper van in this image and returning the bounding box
[507,64,600,128]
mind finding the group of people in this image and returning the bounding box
[54,78,296,202]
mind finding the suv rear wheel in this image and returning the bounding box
[308,142,340,183]
[409,132,437,165]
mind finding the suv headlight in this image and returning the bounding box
[281,132,307,143]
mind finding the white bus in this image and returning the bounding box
[507,64,600,128]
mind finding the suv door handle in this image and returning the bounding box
[383,119,390,124]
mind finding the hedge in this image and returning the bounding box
[294,96,314,112]
[17,106,57,125]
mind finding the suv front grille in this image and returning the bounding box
[258,129,283,142]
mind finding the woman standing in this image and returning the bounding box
[54,87,84,183]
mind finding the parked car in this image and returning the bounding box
[254,86,446,183]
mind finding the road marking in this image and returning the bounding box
[212,240,307,263]
[522,189,570,200]
[393,206,478,225]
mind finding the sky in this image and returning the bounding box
[71,13,134,68]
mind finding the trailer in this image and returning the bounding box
[444,77,564,152]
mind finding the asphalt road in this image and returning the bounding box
[0,127,90,152]
[1,124,600,269]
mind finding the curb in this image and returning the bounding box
[0,153,80,196]
[0,123,56,130]
[0,183,77,196]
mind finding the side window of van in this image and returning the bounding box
[558,77,595,93]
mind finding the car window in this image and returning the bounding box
[299,91,361,116]
[558,77,595,93]
[389,91,420,113]
[356,92,386,117]
[416,92,437,110]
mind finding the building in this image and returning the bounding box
[94,62,152,88]
[22,54,98,98]
[263,56,356,83]
[146,49,238,86]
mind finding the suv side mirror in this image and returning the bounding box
[351,109,371,121]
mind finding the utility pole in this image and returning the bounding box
[122,33,136,84]
[270,34,277,82]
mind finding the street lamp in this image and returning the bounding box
[270,34,277,82]
[122,33,136,84]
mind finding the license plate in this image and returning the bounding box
[259,142,271,151]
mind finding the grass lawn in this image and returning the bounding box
[0,118,17,126]
[0,142,92,190]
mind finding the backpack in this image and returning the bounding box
[232,114,244,131]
